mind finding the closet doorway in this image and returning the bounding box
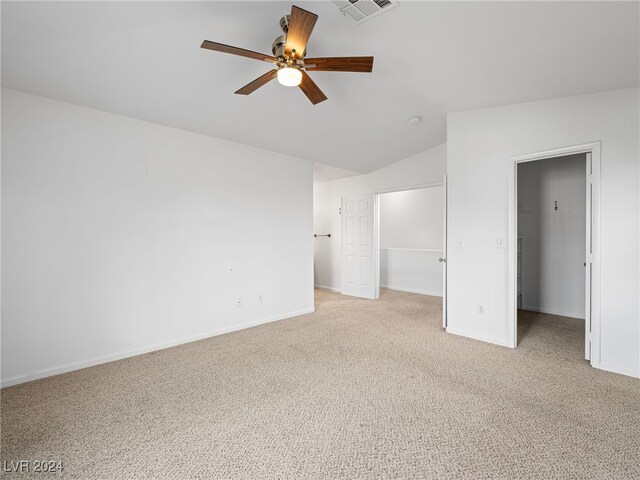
[509,143,600,365]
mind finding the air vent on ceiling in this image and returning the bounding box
[332,0,399,25]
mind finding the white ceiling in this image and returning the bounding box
[2,1,638,173]
[313,161,358,183]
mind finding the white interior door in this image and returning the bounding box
[585,152,592,360]
[441,175,448,328]
[341,194,377,299]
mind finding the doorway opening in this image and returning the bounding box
[517,153,587,358]
[377,186,445,300]
[339,181,447,322]
[509,143,600,365]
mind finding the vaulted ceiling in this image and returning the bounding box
[2,1,638,173]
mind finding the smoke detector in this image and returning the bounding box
[408,116,422,126]
[332,0,399,25]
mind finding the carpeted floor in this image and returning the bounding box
[2,289,639,479]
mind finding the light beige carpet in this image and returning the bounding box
[2,289,639,479]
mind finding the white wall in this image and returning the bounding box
[380,188,443,250]
[1,89,314,386]
[518,154,586,319]
[379,188,443,296]
[379,250,443,296]
[313,143,446,292]
[447,87,639,378]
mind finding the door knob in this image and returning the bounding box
[439,258,446,263]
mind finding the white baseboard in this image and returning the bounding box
[315,284,443,298]
[381,285,443,297]
[597,362,640,379]
[0,307,315,388]
[314,285,341,293]
[522,304,585,320]
[445,326,510,348]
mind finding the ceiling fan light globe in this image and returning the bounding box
[277,67,302,87]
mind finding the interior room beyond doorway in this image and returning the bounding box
[516,153,587,357]
[378,186,444,298]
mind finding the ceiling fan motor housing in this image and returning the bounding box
[272,15,305,59]
[272,35,287,58]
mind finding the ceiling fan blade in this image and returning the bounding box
[235,70,279,95]
[304,56,374,73]
[299,70,327,105]
[285,6,318,59]
[201,40,277,63]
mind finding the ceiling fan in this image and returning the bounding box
[200,5,374,105]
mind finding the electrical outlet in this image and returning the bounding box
[477,304,485,315]
[496,238,504,249]
[457,239,465,249]
[236,297,242,308]
[258,294,263,304]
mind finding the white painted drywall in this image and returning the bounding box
[447,87,639,378]
[518,154,586,319]
[313,162,358,183]
[1,89,314,386]
[313,144,446,292]
[380,188,444,250]
[379,188,443,296]
[379,250,443,296]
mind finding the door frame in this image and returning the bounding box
[507,142,601,368]
[442,175,447,328]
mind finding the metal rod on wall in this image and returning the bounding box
[314,234,331,238]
